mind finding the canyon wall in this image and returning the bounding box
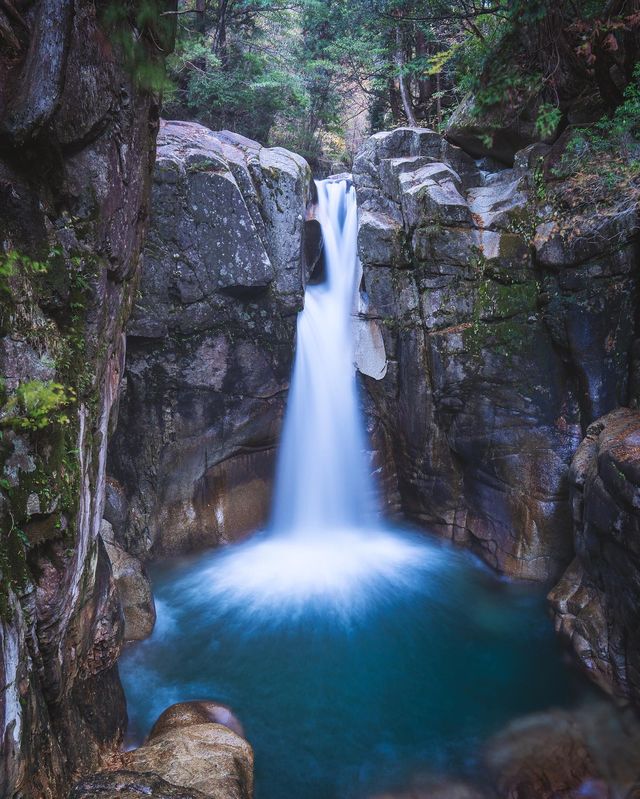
[550,408,640,706]
[0,2,175,795]
[354,126,639,584]
[353,126,640,706]
[107,121,312,558]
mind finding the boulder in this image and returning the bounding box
[550,408,640,704]
[100,521,156,642]
[485,702,640,799]
[121,723,253,799]
[149,701,244,739]
[70,771,209,799]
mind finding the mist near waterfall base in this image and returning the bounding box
[120,532,580,799]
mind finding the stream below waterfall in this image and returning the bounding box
[120,542,584,799]
[120,179,589,799]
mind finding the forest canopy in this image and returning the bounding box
[159,0,640,172]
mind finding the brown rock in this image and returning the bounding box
[486,710,598,799]
[149,701,244,740]
[121,723,253,799]
[550,408,640,704]
[101,521,156,642]
[69,770,209,799]
[485,702,640,799]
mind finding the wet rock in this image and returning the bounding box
[121,723,253,799]
[550,408,640,704]
[100,521,156,642]
[70,771,209,799]
[0,4,175,793]
[353,128,639,581]
[485,702,640,799]
[486,711,597,798]
[149,701,245,739]
[107,120,312,558]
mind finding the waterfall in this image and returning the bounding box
[193,177,435,617]
[270,179,374,534]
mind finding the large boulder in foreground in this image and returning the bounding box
[107,121,312,558]
[484,701,640,799]
[149,701,244,739]
[121,723,253,799]
[549,408,640,705]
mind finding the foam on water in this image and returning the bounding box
[190,528,444,621]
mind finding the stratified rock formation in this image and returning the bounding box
[107,121,311,558]
[353,127,639,581]
[0,2,175,796]
[550,408,640,705]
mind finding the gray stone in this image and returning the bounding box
[108,121,312,558]
[354,127,638,582]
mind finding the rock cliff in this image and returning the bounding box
[107,121,312,558]
[550,408,640,706]
[0,2,175,796]
[353,127,639,582]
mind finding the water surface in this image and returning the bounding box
[120,530,581,799]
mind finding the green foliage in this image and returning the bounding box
[0,381,74,432]
[535,103,562,140]
[594,64,640,141]
[159,0,639,168]
[165,2,309,144]
[0,250,49,293]
[102,1,174,91]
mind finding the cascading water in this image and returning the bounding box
[120,179,582,799]
[193,178,435,615]
[270,179,374,534]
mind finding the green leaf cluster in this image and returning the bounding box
[0,381,75,432]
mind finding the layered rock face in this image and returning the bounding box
[354,127,639,581]
[107,121,311,558]
[0,2,175,796]
[550,408,640,705]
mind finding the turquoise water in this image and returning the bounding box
[119,530,582,799]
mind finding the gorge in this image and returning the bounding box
[1,2,640,798]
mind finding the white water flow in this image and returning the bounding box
[270,179,374,533]
[200,179,434,617]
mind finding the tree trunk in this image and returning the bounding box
[415,29,432,114]
[388,77,402,122]
[196,0,206,33]
[396,26,417,126]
